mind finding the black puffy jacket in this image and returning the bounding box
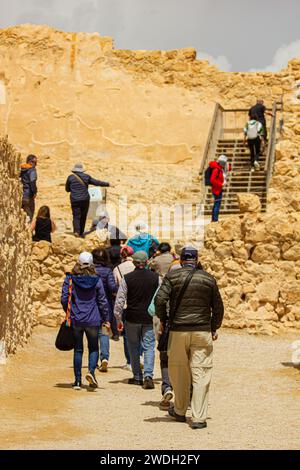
[155,266,224,332]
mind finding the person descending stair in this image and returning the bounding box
[209,155,227,222]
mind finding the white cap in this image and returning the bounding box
[218,154,227,164]
[135,221,148,232]
[78,251,93,267]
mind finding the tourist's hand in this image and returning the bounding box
[117,321,124,332]
[212,331,218,341]
[103,321,110,329]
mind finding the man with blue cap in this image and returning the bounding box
[155,246,224,429]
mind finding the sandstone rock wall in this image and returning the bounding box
[31,233,108,327]
[0,138,33,354]
[200,209,300,335]
[0,24,285,168]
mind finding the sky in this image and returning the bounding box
[0,0,300,72]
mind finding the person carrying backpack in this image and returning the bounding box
[205,154,227,222]
[243,115,264,172]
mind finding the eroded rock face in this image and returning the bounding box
[237,193,261,213]
[0,138,33,354]
[31,233,108,327]
[201,212,300,335]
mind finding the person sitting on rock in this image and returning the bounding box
[65,163,110,238]
[31,205,56,243]
[88,210,127,244]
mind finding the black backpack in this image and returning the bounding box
[204,166,213,186]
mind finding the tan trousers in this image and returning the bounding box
[168,331,213,423]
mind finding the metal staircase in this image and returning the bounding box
[199,102,278,216]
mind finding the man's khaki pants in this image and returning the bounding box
[168,331,213,423]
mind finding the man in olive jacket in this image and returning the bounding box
[155,246,224,429]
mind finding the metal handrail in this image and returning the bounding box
[199,103,223,175]
[264,101,277,189]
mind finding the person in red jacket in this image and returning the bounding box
[209,154,227,222]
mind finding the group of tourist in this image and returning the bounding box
[207,98,273,222]
[61,238,224,430]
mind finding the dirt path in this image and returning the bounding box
[0,326,299,450]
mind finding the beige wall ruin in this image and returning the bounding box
[0,138,33,355]
[1,25,300,338]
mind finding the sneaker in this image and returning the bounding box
[72,380,82,390]
[254,161,260,171]
[121,363,131,371]
[85,371,98,388]
[250,167,255,173]
[191,421,207,430]
[168,407,186,423]
[142,377,155,390]
[128,377,143,386]
[159,389,174,410]
[99,359,108,373]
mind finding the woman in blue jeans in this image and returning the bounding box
[61,251,110,390]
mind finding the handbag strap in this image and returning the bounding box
[72,172,88,188]
[65,277,73,327]
[169,268,197,326]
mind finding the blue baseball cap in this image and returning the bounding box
[180,246,198,261]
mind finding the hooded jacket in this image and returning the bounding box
[65,171,109,203]
[61,274,110,327]
[20,164,37,199]
[209,161,224,196]
[127,233,159,256]
[94,264,118,315]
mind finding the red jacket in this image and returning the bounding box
[209,161,224,196]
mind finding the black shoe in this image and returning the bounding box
[85,371,98,388]
[74,232,80,238]
[191,421,207,429]
[112,335,120,341]
[168,407,186,422]
[72,380,82,390]
[142,377,155,389]
[128,377,143,386]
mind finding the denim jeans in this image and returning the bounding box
[126,321,155,380]
[99,330,110,362]
[73,325,99,380]
[160,350,172,395]
[212,191,223,222]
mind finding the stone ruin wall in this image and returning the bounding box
[0,138,33,355]
[1,25,300,338]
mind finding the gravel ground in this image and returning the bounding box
[0,326,299,450]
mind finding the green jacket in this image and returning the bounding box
[155,266,224,332]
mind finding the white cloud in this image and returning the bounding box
[250,39,300,72]
[196,51,231,72]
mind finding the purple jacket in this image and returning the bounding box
[61,274,110,327]
[95,264,118,314]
